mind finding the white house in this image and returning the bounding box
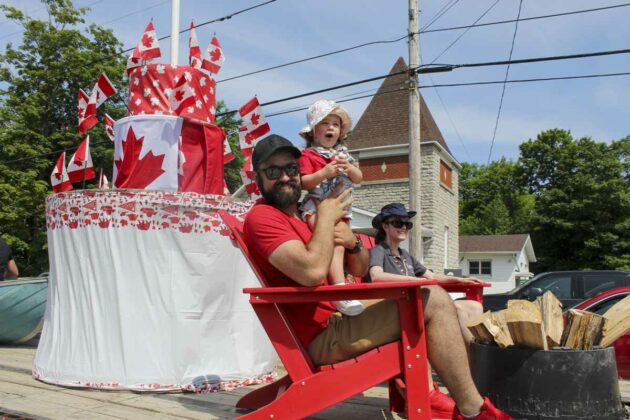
[459,234,537,294]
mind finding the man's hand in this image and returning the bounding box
[333,221,356,249]
[317,185,352,224]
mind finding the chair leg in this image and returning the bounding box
[236,374,292,410]
[388,377,406,414]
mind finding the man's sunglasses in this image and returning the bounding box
[260,163,300,180]
[385,219,413,230]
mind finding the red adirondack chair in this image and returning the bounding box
[219,211,486,419]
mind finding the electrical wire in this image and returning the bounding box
[487,0,523,164]
[428,0,500,65]
[2,69,629,166]
[421,0,460,32]
[217,2,630,84]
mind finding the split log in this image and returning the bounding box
[535,291,564,349]
[466,310,514,348]
[561,309,605,350]
[490,310,514,348]
[600,294,630,348]
[505,300,546,349]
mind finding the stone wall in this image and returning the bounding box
[353,144,459,271]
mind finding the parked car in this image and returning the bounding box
[570,287,630,379]
[479,270,630,312]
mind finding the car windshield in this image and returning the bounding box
[507,273,544,294]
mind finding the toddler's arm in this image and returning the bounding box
[301,162,339,190]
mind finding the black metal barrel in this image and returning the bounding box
[470,342,625,419]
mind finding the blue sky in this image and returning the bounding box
[1,0,629,165]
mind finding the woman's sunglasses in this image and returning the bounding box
[385,219,413,230]
[260,163,300,180]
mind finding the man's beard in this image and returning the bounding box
[257,175,302,209]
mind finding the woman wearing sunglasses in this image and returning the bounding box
[368,202,484,418]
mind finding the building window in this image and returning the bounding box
[440,160,452,190]
[469,260,491,275]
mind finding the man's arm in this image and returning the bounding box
[5,259,18,279]
[268,188,352,286]
[333,222,368,277]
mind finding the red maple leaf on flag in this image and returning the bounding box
[210,48,222,61]
[250,113,260,126]
[114,127,165,189]
[54,172,62,181]
[245,132,256,145]
[73,157,84,166]
[78,107,85,118]
[175,90,185,102]
[141,33,154,48]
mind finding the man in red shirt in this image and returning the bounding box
[243,134,510,420]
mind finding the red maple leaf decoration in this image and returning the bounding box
[95,91,101,101]
[250,113,260,126]
[174,89,185,102]
[141,33,154,49]
[73,157,84,166]
[209,48,222,62]
[78,107,85,118]
[114,127,165,189]
[54,172,62,181]
[245,132,256,145]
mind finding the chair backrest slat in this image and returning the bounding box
[219,210,318,375]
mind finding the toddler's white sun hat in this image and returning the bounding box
[298,99,352,141]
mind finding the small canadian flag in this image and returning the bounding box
[104,113,115,141]
[78,88,97,135]
[240,161,260,199]
[238,97,270,156]
[127,21,161,74]
[223,136,234,164]
[98,168,110,189]
[67,136,96,183]
[188,20,202,69]
[84,73,116,119]
[50,152,73,193]
[201,35,225,75]
[167,76,196,114]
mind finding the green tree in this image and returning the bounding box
[215,102,244,193]
[0,0,126,275]
[519,129,630,270]
[459,158,535,235]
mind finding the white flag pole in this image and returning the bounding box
[170,0,180,65]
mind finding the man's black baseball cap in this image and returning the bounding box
[252,134,301,170]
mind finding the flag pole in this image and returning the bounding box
[170,0,180,65]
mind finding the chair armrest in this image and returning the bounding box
[244,280,437,304]
[441,281,490,303]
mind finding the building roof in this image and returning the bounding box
[459,234,530,253]
[349,57,451,154]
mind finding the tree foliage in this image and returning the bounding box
[520,129,630,271]
[459,158,534,235]
[0,1,247,275]
[0,0,126,275]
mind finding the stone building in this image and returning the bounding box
[349,57,460,272]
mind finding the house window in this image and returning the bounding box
[469,260,491,275]
[440,160,452,190]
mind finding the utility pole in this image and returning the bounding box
[408,0,423,260]
[170,0,180,65]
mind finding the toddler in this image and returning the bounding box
[298,100,364,316]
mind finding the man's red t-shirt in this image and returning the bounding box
[243,202,336,347]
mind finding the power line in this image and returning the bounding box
[487,0,523,164]
[421,0,460,32]
[218,2,630,84]
[3,70,629,166]
[421,2,630,34]
[428,0,500,65]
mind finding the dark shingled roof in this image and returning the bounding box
[459,234,530,253]
[350,57,451,154]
